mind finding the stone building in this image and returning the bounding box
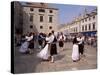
[12,1,23,45]
[22,2,59,34]
[13,1,23,34]
[80,8,97,36]
[59,8,97,36]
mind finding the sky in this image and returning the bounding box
[48,3,97,24]
[21,2,97,25]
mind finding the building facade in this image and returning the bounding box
[13,1,23,34]
[59,8,97,36]
[22,2,59,34]
[80,9,97,36]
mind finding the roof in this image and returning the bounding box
[22,2,58,10]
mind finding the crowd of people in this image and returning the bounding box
[65,34,97,48]
[15,30,97,63]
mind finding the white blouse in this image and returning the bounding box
[25,35,33,42]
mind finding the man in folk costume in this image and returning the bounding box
[80,34,85,57]
[49,31,57,63]
[58,32,66,51]
[77,34,84,57]
[28,32,35,53]
[38,33,44,49]
[26,32,34,54]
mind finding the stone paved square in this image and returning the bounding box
[14,42,97,74]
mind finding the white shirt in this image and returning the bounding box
[25,35,33,41]
[81,36,85,41]
[47,35,54,43]
[58,35,66,41]
[77,37,82,44]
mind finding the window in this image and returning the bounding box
[49,26,52,29]
[49,10,53,13]
[40,26,43,29]
[30,25,33,29]
[93,22,95,30]
[89,17,91,21]
[89,24,91,30]
[30,15,33,22]
[40,15,43,22]
[39,9,45,12]
[49,16,53,23]
[85,25,87,31]
[93,16,95,19]
[82,26,84,31]
[30,8,34,11]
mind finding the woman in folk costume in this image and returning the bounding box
[37,33,51,60]
[49,31,57,63]
[19,33,33,54]
[28,32,34,54]
[72,36,80,62]
[58,32,66,51]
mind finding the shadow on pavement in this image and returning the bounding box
[55,54,65,61]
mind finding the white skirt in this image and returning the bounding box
[19,41,29,53]
[37,44,49,60]
[72,44,79,61]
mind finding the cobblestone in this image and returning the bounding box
[14,42,97,73]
